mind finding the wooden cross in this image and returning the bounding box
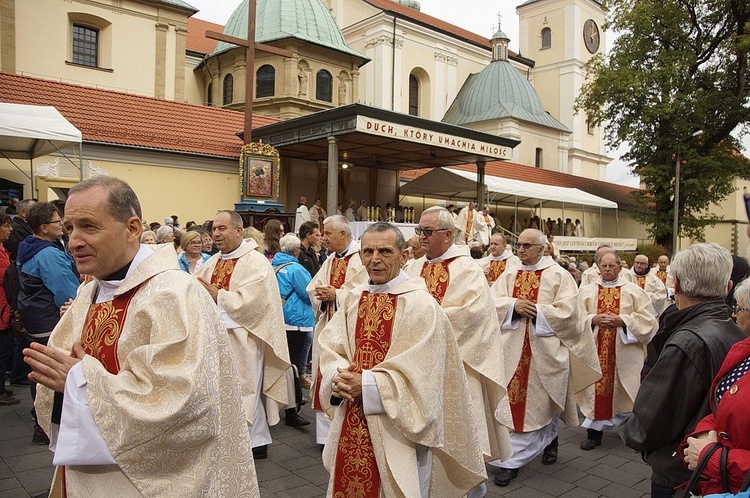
[205,0,292,144]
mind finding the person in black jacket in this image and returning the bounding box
[621,243,747,498]
[297,221,321,279]
[4,199,36,261]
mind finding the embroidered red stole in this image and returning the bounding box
[80,286,140,375]
[332,292,397,498]
[210,258,239,290]
[313,253,355,411]
[634,275,646,289]
[465,211,474,242]
[420,259,455,305]
[507,269,543,431]
[487,259,507,285]
[593,285,621,420]
[655,270,668,285]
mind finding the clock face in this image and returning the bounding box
[583,19,600,54]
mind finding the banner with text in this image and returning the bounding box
[554,236,638,252]
[356,116,512,160]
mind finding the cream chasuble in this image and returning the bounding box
[405,245,513,462]
[492,257,601,432]
[472,213,495,246]
[36,244,258,497]
[319,277,486,498]
[196,239,291,427]
[631,269,668,315]
[576,278,657,420]
[455,207,476,243]
[479,251,521,286]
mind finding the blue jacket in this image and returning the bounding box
[271,252,314,329]
[17,236,79,335]
[178,252,210,273]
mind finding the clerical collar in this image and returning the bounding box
[520,255,548,271]
[489,250,512,261]
[600,277,620,288]
[336,239,356,259]
[426,243,459,263]
[632,267,649,277]
[95,244,154,302]
[368,270,409,293]
[220,240,246,260]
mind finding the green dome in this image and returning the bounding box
[212,0,366,59]
[492,28,510,41]
[443,61,570,132]
[395,0,421,10]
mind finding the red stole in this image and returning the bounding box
[635,275,646,289]
[655,270,668,285]
[332,291,397,498]
[593,284,621,419]
[465,211,474,242]
[507,269,543,431]
[210,258,239,290]
[313,253,355,411]
[80,286,140,375]
[420,258,455,304]
[487,259,507,285]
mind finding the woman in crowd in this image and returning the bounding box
[242,227,265,253]
[263,219,283,260]
[155,225,175,245]
[177,231,210,274]
[200,230,217,255]
[140,230,157,245]
[680,278,750,494]
[0,214,18,406]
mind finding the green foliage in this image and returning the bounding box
[577,0,750,251]
[635,243,668,265]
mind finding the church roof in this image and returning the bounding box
[186,18,223,55]
[518,0,601,6]
[393,0,421,9]
[142,0,198,13]
[212,0,367,61]
[0,72,277,159]
[442,60,570,132]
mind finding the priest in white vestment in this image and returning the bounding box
[479,233,521,286]
[27,177,258,497]
[649,254,675,299]
[307,215,368,444]
[576,252,657,451]
[472,206,496,247]
[196,210,291,460]
[490,229,601,487]
[580,244,633,287]
[455,202,477,244]
[631,254,668,316]
[295,196,311,233]
[319,222,487,498]
[406,206,513,498]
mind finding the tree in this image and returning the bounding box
[577,0,750,253]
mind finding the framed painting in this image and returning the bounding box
[240,142,280,201]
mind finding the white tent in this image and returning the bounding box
[0,103,82,159]
[400,167,617,209]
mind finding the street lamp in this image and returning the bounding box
[673,129,704,253]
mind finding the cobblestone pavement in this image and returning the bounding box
[1,383,652,498]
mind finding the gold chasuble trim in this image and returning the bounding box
[313,253,356,411]
[420,259,455,304]
[487,260,507,285]
[332,292,397,498]
[210,258,239,290]
[80,286,140,375]
[507,269,543,431]
[594,285,621,420]
[635,275,646,289]
[655,270,668,285]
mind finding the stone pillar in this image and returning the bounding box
[174,26,187,101]
[477,160,486,209]
[327,137,338,216]
[154,22,169,99]
[0,0,16,73]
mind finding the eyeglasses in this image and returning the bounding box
[515,243,543,250]
[732,305,750,314]
[187,240,203,246]
[46,219,63,226]
[414,227,450,237]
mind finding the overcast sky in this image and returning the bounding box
[184,0,647,187]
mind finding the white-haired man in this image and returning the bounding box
[196,211,291,460]
[622,243,746,498]
[576,252,657,451]
[650,254,675,298]
[580,244,632,286]
[319,222,486,497]
[455,202,477,244]
[406,206,513,498]
[479,233,520,285]
[472,206,495,247]
[295,196,311,232]
[307,214,368,444]
[491,228,600,486]
[631,254,668,316]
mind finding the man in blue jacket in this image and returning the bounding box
[17,202,79,444]
[273,233,315,429]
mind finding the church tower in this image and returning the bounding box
[517,0,609,180]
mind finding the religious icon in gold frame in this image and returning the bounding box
[240,142,280,201]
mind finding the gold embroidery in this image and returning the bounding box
[420,261,451,304]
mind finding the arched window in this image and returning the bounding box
[535,148,544,168]
[409,74,419,116]
[316,70,332,102]
[256,65,275,98]
[223,74,233,106]
[541,27,551,49]
[206,82,213,107]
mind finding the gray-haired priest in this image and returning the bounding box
[318,222,486,497]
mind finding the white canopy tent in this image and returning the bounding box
[399,166,619,235]
[0,103,83,194]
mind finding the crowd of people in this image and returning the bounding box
[1,182,749,497]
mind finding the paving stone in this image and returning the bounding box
[558,487,601,498]
[0,478,23,492]
[587,463,643,487]
[261,474,309,493]
[549,466,587,484]
[598,481,647,498]
[14,468,54,495]
[573,474,610,492]
[519,473,575,496]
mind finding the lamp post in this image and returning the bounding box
[673,129,704,254]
